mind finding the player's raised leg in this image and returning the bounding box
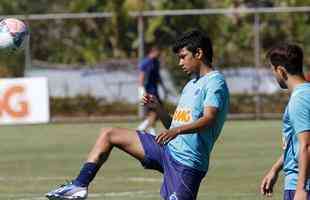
[46,128,145,200]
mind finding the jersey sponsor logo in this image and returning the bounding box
[169,192,178,200]
[0,85,29,118]
[194,88,201,96]
[172,108,192,123]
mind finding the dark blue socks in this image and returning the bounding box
[73,162,100,187]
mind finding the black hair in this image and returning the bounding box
[172,29,213,65]
[266,43,303,75]
[145,42,160,54]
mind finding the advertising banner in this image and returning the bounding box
[0,77,49,125]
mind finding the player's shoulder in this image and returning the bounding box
[206,70,225,80]
[291,83,310,98]
[203,71,227,87]
[138,58,152,70]
[290,83,310,107]
[139,57,151,65]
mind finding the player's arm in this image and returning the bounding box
[289,96,310,200]
[295,131,310,199]
[139,71,144,86]
[142,94,172,129]
[155,106,218,144]
[260,154,283,197]
[155,101,173,129]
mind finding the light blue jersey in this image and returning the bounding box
[167,71,230,172]
[282,83,310,191]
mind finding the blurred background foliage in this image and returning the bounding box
[1,0,309,116]
[0,0,310,85]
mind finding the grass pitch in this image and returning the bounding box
[0,120,283,200]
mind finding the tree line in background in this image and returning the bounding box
[0,0,310,88]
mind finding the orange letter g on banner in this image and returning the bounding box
[0,85,29,118]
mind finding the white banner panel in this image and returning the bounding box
[0,77,49,124]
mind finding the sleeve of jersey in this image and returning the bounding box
[138,60,147,72]
[289,95,310,134]
[203,84,223,109]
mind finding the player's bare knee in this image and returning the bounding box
[98,127,114,142]
[108,128,125,145]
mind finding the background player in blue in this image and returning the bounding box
[260,44,310,200]
[45,29,229,200]
[137,45,167,136]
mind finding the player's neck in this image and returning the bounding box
[199,64,214,76]
[287,75,307,92]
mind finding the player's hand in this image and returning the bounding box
[142,94,160,109]
[294,189,308,200]
[260,169,279,197]
[155,128,180,145]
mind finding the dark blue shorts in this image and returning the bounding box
[137,132,206,200]
[284,190,310,200]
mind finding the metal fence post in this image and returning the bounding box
[254,12,262,119]
[25,33,31,72]
[138,13,145,118]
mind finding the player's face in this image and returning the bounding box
[150,48,160,58]
[177,47,200,75]
[270,63,288,89]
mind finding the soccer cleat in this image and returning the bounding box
[45,181,88,200]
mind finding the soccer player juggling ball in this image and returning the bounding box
[46,29,230,200]
[260,44,310,200]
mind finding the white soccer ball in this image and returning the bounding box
[0,18,29,53]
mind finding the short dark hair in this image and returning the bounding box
[266,43,303,75]
[145,43,160,54]
[172,29,213,65]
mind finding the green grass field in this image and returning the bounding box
[0,120,284,200]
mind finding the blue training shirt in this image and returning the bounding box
[282,82,310,191]
[167,71,230,172]
[138,57,160,95]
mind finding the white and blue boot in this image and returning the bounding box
[45,181,88,200]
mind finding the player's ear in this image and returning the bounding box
[194,48,203,59]
[277,65,288,80]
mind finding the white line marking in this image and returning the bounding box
[0,176,162,182]
[11,191,159,200]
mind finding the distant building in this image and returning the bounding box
[25,59,177,103]
[26,60,281,103]
[222,67,280,94]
